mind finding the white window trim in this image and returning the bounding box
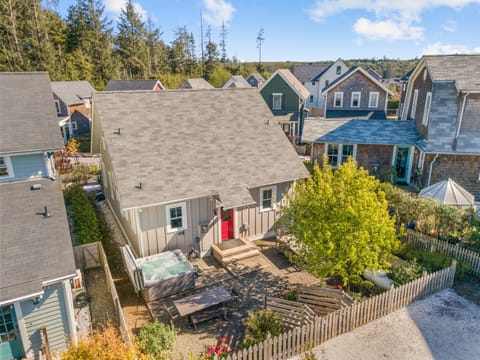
[71,121,78,130]
[368,92,379,108]
[166,202,187,233]
[54,99,61,115]
[272,93,283,110]
[260,185,277,212]
[422,92,432,126]
[0,156,15,179]
[410,89,419,119]
[84,98,91,108]
[326,143,357,168]
[334,92,343,108]
[351,92,361,108]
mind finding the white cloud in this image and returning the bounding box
[203,0,235,27]
[443,19,457,32]
[104,0,147,20]
[422,42,480,54]
[353,18,423,40]
[133,2,147,20]
[308,0,480,40]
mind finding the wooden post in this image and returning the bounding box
[41,327,51,360]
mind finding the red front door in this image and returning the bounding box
[221,208,234,241]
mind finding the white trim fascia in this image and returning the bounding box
[233,208,239,239]
[0,290,44,307]
[401,59,426,120]
[0,155,15,179]
[42,273,77,286]
[406,145,415,184]
[1,148,62,156]
[321,67,393,95]
[62,279,77,346]
[135,208,145,258]
[154,80,165,90]
[13,302,29,359]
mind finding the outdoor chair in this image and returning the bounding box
[163,303,181,323]
[226,280,242,309]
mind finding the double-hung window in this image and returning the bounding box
[334,92,343,107]
[260,185,276,212]
[0,156,14,178]
[351,92,361,107]
[368,92,379,108]
[272,93,283,110]
[166,202,187,233]
[326,144,356,168]
[422,92,432,126]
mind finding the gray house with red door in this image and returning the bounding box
[91,88,308,257]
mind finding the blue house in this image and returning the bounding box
[0,72,78,359]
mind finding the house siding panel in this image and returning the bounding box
[0,153,47,183]
[326,72,387,112]
[260,75,300,113]
[20,283,71,358]
[457,93,480,152]
[406,69,432,138]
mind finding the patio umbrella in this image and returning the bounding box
[419,178,475,207]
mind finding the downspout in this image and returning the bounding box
[135,208,145,257]
[427,154,439,186]
[455,92,469,140]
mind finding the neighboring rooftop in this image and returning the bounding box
[51,80,96,105]
[0,178,76,303]
[93,88,309,209]
[326,109,388,120]
[321,66,393,95]
[104,79,163,91]
[292,64,329,83]
[0,72,64,154]
[423,54,480,92]
[178,78,214,90]
[223,75,251,88]
[268,69,311,100]
[247,73,266,82]
[303,119,419,145]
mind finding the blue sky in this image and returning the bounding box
[53,0,480,61]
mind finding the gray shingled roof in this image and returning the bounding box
[247,73,266,82]
[51,80,95,105]
[0,72,64,154]
[223,75,251,88]
[303,119,419,145]
[292,64,329,83]
[94,88,309,209]
[178,78,214,89]
[0,179,76,303]
[423,54,480,92]
[272,69,311,100]
[322,66,392,95]
[104,79,162,91]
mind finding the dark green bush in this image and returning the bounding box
[389,259,424,285]
[136,320,176,359]
[349,279,385,298]
[243,310,284,348]
[394,245,452,273]
[64,185,101,244]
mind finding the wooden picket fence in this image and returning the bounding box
[405,229,480,276]
[221,261,456,360]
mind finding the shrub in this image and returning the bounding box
[243,310,284,347]
[136,320,176,359]
[62,323,139,360]
[64,185,101,244]
[389,259,424,285]
[349,279,385,298]
[204,336,232,359]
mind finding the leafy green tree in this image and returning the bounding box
[208,66,231,87]
[277,158,398,286]
[136,320,176,359]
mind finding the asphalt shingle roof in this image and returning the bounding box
[0,72,64,154]
[178,78,214,89]
[247,73,266,82]
[51,80,95,105]
[104,79,161,91]
[274,69,311,100]
[423,54,480,92]
[0,179,76,303]
[292,64,329,83]
[303,119,419,145]
[94,88,309,209]
[223,76,251,88]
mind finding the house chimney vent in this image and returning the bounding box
[114,128,121,135]
[43,206,50,218]
[135,182,143,189]
[31,184,42,191]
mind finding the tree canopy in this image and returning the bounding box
[277,158,398,286]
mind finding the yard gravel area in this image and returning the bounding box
[296,289,480,360]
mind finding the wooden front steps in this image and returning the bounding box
[211,238,260,266]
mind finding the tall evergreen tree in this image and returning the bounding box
[204,26,218,81]
[219,21,228,64]
[115,0,149,79]
[169,26,193,75]
[145,18,169,76]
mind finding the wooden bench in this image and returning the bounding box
[189,306,227,330]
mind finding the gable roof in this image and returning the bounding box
[422,54,480,92]
[178,78,214,90]
[94,88,309,209]
[0,178,76,304]
[321,66,393,95]
[366,67,382,80]
[292,64,329,83]
[247,73,266,82]
[311,59,348,82]
[303,119,418,145]
[104,79,164,91]
[0,72,64,154]
[263,69,311,101]
[51,80,95,106]
[223,75,251,88]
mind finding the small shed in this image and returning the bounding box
[419,178,475,208]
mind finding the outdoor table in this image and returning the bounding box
[173,285,234,318]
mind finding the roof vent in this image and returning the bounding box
[264,119,270,125]
[135,182,143,189]
[114,128,121,135]
[43,206,50,218]
[31,184,42,190]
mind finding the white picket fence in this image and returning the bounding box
[405,229,480,276]
[222,261,456,360]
